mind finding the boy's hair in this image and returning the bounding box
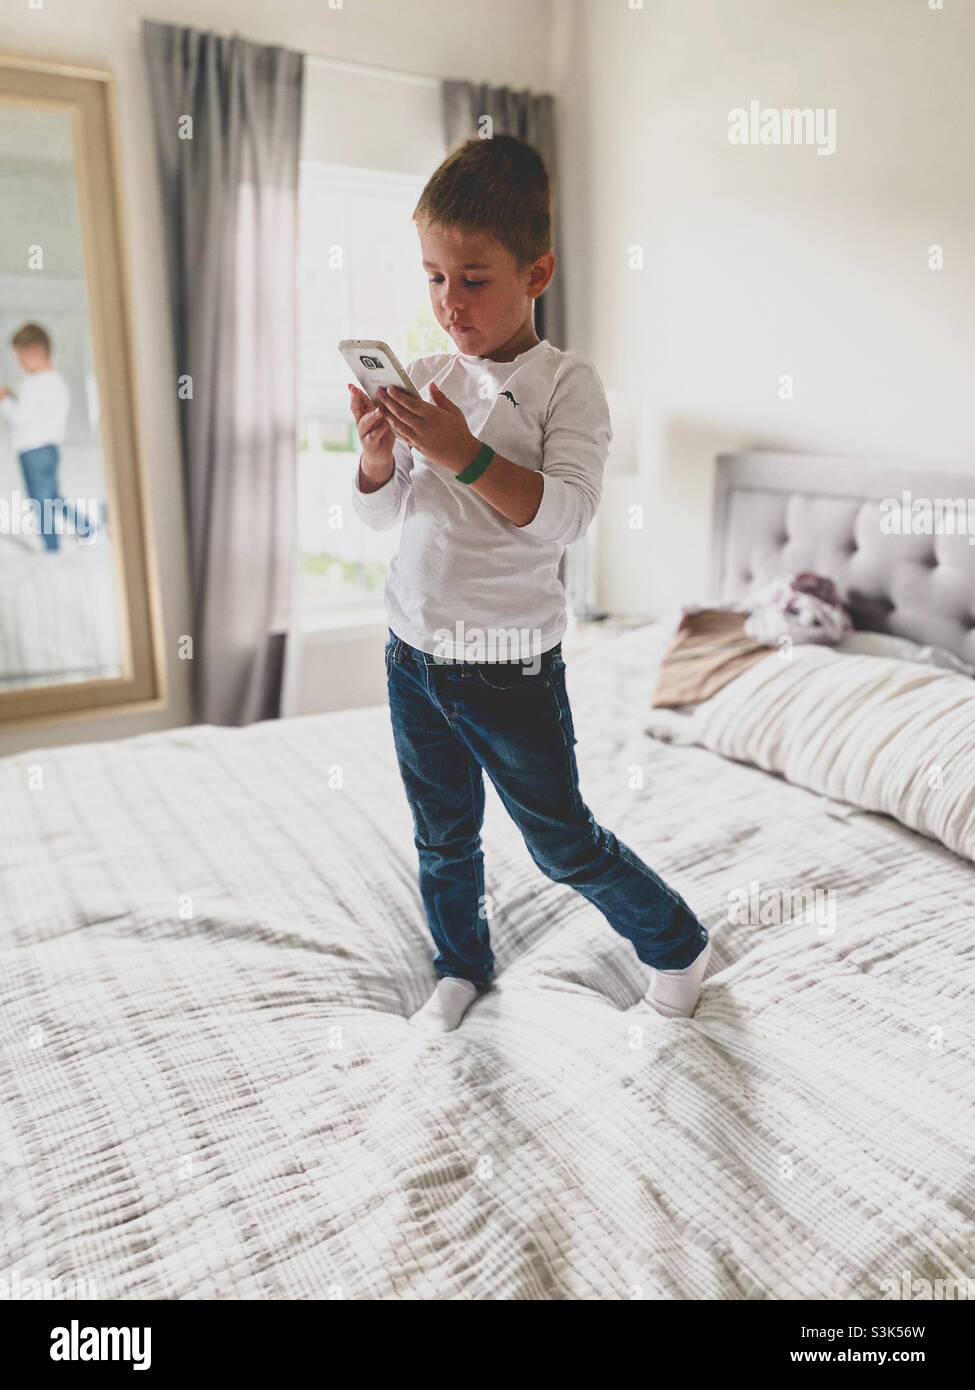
[12,323,52,356]
[413,135,551,271]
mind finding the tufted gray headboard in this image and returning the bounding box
[710,451,975,666]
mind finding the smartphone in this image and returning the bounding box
[339,339,421,403]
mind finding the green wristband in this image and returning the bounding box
[455,441,496,485]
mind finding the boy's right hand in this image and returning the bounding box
[348,383,395,478]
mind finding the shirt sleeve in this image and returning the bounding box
[518,356,613,547]
[350,360,418,531]
[0,395,20,426]
[351,433,414,530]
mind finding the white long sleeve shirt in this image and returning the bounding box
[0,369,71,453]
[351,339,612,661]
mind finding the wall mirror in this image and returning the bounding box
[0,54,164,730]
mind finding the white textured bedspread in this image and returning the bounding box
[1,623,973,1300]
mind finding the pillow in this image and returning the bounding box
[646,601,975,716]
[645,642,975,862]
[649,603,974,712]
[835,630,975,677]
[650,609,771,708]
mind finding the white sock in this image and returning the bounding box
[645,938,712,1018]
[408,977,480,1032]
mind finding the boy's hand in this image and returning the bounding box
[377,383,480,474]
[0,386,12,400]
[348,382,395,473]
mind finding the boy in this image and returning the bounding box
[0,323,72,552]
[349,136,711,1032]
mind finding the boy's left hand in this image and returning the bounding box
[377,383,480,474]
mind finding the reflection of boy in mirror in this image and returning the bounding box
[0,323,73,553]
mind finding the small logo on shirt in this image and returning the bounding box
[499,390,519,407]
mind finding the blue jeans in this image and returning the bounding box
[18,444,77,552]
[385,629,709,993]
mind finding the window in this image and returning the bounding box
[296,163,449,626]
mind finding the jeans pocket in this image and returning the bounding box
[474,644,563,691]
[475,663,551,692]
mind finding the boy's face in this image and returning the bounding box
[418,221,551,356]
[15,345,48,371]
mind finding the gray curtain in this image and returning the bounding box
[142,21,304,725]
[442,82,565,349]
[441,82,601,615]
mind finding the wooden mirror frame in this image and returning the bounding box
[0,53,166,730]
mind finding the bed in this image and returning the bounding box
[0,529,122,691]
[1,450,973,1300]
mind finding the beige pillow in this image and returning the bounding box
[651,609,772,708]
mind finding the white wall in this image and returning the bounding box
[0,0,556,755]
[556,0,975,617]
